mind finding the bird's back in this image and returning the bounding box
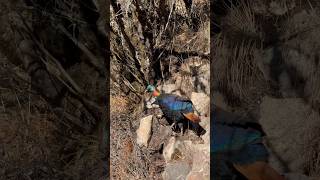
[211,106,269,165]
[155,93,206,136]
[156,94,194,121]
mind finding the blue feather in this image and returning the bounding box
[157,95,193,113]
[211,107,269,165]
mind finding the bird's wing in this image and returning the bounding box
[211,122,263,153]
[182,112,201,123]
[174,95,193,103]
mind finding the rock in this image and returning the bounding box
[267,149,286,174]
[163,137,177,163]
[190,92,210,130]
[161,84,179,94]
[162,161,191,180]
[260,97,320,172]
[145,97,159,109]
[251,1,268,15]
[254,48,273,81]
[284,173,314,180]
[212,92,228,110]
[163,137,187,163]
[268,1,295,16]
[186,172,206,180]
[136,115,153,147]
[191,92,210,116]
[186,148,210,179]
[162,135,210,180]
[196,63,210,94]
[279,70,296,98]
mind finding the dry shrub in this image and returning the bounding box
[0,93,61,179]
[224,0,257,35]
[213,35,267,107]
[212,0,269,108]
[62,135,104,180]
[110,96,129,114]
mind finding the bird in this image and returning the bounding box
[146,85,206,136]
[211,105,285,180]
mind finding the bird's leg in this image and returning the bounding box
[187,121,190,134]
[170,123,178,137]
[178,122,184,136]
[170,122,176,130]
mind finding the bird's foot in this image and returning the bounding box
[170,123,185,137]
[171,131,179,137]
[170,123,177,130]
[157,117,167,126]
[178,123,184,137]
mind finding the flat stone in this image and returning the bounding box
[162,161,191,180]
[136,115,153,147]
[260,97,320,172]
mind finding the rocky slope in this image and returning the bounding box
[139,61,210,180]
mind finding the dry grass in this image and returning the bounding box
[110,96,129,114]
[213,35,267,107]
[0,1,106,178]
[62,135,103,179]
[212,0,270,109]
[0,88,61,179]
[304,123,320,176]
[0,63,104,179]
[224,0,258,35]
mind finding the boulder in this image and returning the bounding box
[136,115,153,147]
[191,92,210,117]
[260,97,320,172]
[163,137,187,163]
[162,161,191,180]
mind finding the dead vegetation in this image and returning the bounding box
[0,0,107,179]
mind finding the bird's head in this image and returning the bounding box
[146,85,160,97]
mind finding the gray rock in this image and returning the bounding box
[161,84,180,94]
[212,92,228,110]
[268,1,295,16]
[190,92,209,117]
[284,173,313,180]
[136,115,153,147]
[162,161,191,180]
[260,97,320,172]
[163,137,187,163]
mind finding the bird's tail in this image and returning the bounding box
[189,121,206,136]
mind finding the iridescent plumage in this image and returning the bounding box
[146,84,205,136]
[154,93,206,136]
[211,106,269,178]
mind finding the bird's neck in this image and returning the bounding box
[152,89,160,97]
